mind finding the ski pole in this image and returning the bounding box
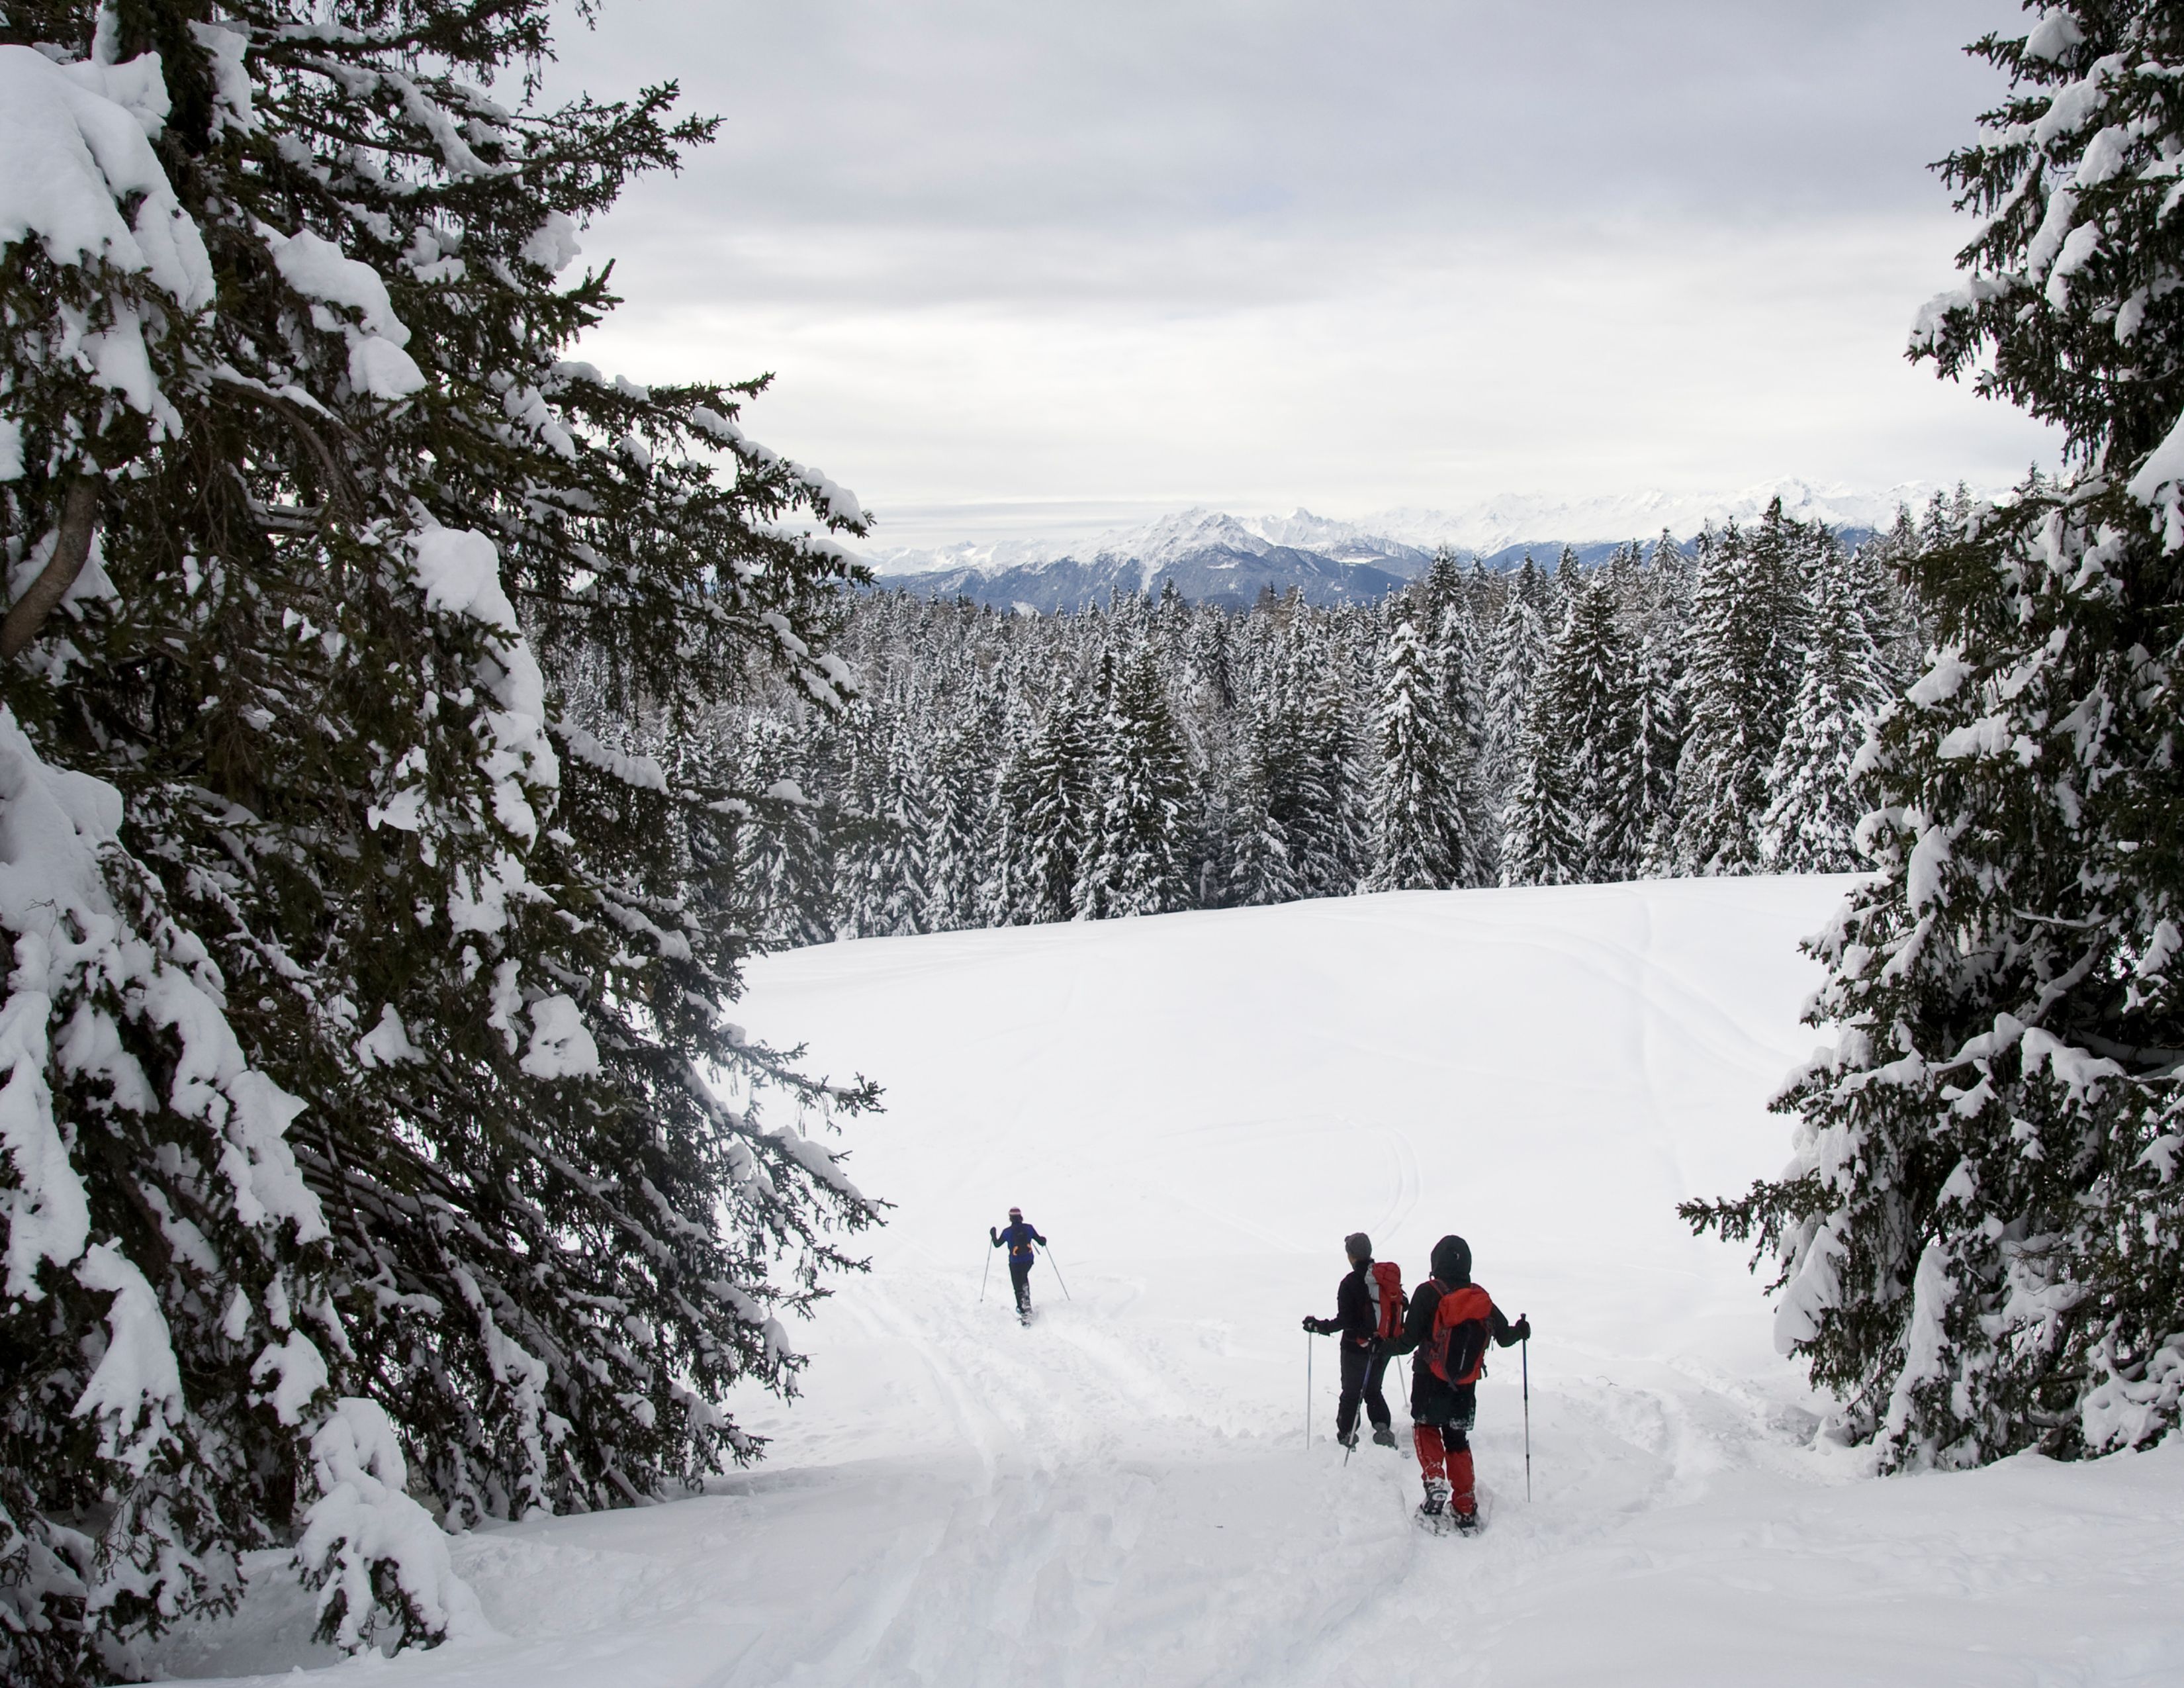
[1305,1333,1312,1448]
[1046,1247,1073,1301]
[979,1244,992,1305]
[1522,1319,1531,1503]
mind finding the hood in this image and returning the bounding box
[1430,1234,1472,1287]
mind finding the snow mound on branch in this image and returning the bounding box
[268,226,428,400]
[0,45,214,427]
[70,1240,183,1472]
[271,228,410,344]
[408,526,559,852]
[0,47,210,306]
[520,994,598,1080]
[518,212,581,275]
[353,1004,424,1068]
[298,1399,492,1654]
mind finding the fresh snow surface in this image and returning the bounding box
[156,876,2184,1687]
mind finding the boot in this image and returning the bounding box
[1338,1429,1359,1452]
[1415,1477,1451,1532]
[1372,1425,1397,1448]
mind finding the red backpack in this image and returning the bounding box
[1426,1283,1496,1385]
[1366,1261,1407,1342]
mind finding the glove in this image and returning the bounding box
[989,1227,998,1245]
[1510,1317,1532,1343]
[1300,1315,1318,1333]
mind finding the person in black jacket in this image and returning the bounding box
[1301,1231,1397,1450]
[1387,1233,1529,1532]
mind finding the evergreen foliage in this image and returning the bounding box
[769,525,1919,940]
[1760,542,1897,872]
[1077,647,1195,918]
[0,3,878,1680]
[1684,0,2184,1468]
[1669,507,1817,874]
[1365,618,1467,891]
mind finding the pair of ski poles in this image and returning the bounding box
[1305,1317,1531,1503]
[977,1243,1071,1303]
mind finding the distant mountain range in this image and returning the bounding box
[857,479,1952,612]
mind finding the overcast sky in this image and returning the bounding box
[548,0,2055,549]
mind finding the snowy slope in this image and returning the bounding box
[156,878,2184,1687]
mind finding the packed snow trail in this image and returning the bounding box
[156,878,2184,1686]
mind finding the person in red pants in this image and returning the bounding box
[1387,1233,1528,1534]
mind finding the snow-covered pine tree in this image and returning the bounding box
[1364,617,1467,890]
[1078,645,1196,917]
[978,682,1037,926]
[1633,533,1693,874]
[730,710,841,947]
[1,5,878,1679]
[1300,641,1368,896]
[1184,605,1239,713]
[1430,577,1491,865]
[1228,643,1315,907]
[1550,543,1582,623]
[1686,0,2184,1467]
[1498,694,1583,886]
[924,677,995,931]
[829,699,892,935]
[1482,557,1551,805]
[1759,538,1897,872]
[1018,686,1097,923]
[868,704,934,935]
[1667,508,1809,874]
[1543,565,1645,882]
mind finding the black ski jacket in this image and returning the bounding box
[1308,1261,1381,1348]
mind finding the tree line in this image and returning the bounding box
[691,500,1942,948]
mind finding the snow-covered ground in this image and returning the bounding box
[157,877,2184,1687]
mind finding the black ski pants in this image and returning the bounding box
[1009,1256,1033,1313]
[1410,1373,1477,1452]
[1337,1341,1392,1440]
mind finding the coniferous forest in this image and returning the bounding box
[683,510,1934,947]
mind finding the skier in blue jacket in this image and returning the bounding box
[990,1207,1047,1321]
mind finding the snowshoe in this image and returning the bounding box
[1372,1426,1398,1449]
[1447,1506,1484,1536]
[1414,1478,1452,1535]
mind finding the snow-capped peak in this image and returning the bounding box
[859,478,1968,579]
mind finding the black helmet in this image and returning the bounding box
[1344,1231,1372,1262]
[1430,1234,1472,1287]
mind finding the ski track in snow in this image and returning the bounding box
[155,877,2184,1687]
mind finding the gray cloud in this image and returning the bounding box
[541,1,2056,544]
